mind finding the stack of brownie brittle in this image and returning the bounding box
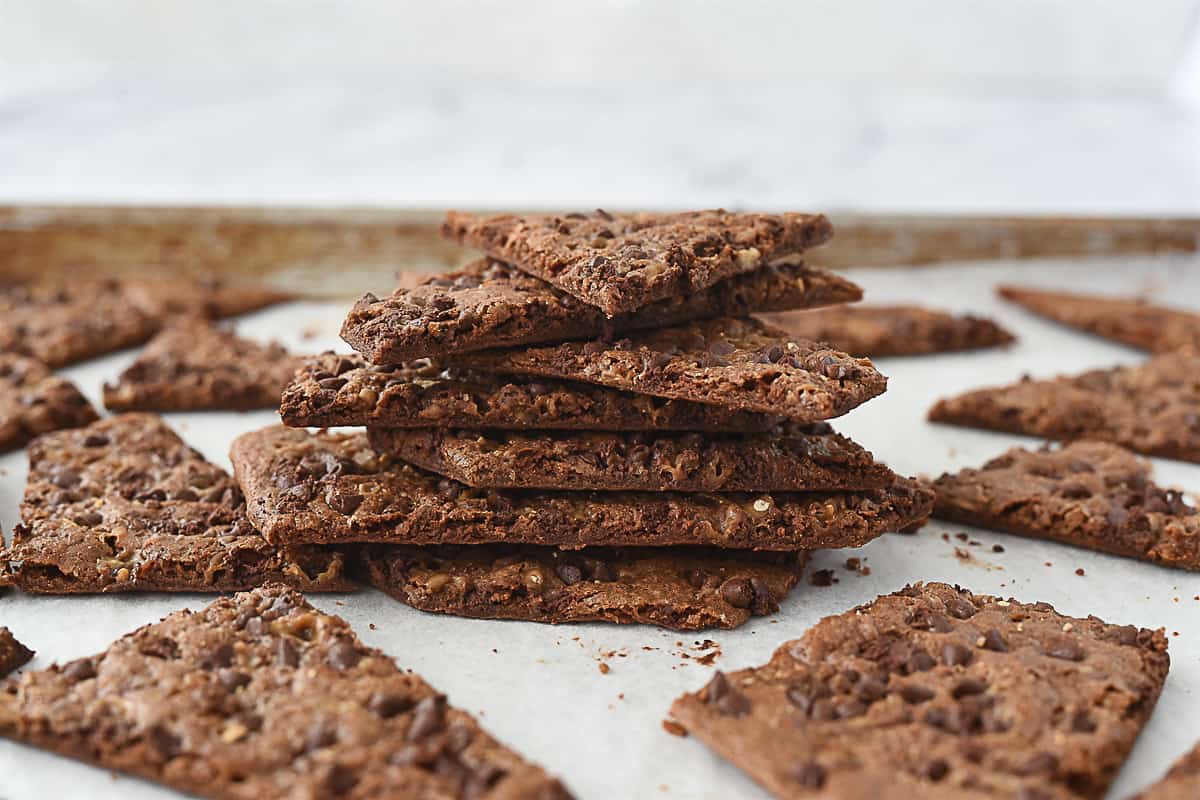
[255,209,934,631]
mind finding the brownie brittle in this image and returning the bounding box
[1132,740,1200,799]
[761,305,1014,357]
[457,316,886,421]
[932,441,1200,570]
[442,209,833,315]
[0,354,99,454]
[342,257,861,362]
[670,582,1169,800]
[0,584,572,799]
[232,426,933,550]
[0,628,34,678]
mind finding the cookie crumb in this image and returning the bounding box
[598,662,610,675]
[809,569,838,587]
[1074,568,1085,576]
[661,720,688,737]
[992,544,1005,553]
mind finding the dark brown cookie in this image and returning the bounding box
[0,584,572,799]
[457,317,886,421]
[669,582,1170,800]
[0,354,99,454]
[1132,740,1200,799]
[928,353,1200,463]
[342,258,861,363]
[364,545,807,631]
[103,319,305,412]
[933,441,1200,570]
[761,305,1014,357]
[0,278,291,368]
[232,426,933,549]
[2,414,351,594]
[442,209,833,315]
[0,628,34,677]
[280,353,783,432]
[367,424,895,492]
[999,285,1200,353]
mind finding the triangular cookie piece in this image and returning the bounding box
[761,305,1013,357]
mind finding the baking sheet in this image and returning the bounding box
[1,254,1199,799]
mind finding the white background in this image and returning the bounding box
[1,256,1199,799]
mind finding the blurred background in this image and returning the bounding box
[1,0,1198,212]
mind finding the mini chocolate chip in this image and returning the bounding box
[921,758,950,782]
[276,638,300,668]
[855,677,887,703]
[951,678,989,699]
[52,469,80,489]
[306,722,338,752]
[942,642,973,667]
[705,672,752,717]
[759,345,784,364]
[218,669,251,691]
[786,681,831,713]
[980,629,1008,652]
[590,255,609,268]
[72,511,103,526]
[367,692,414,719]
[145,723,181,759]
[944,596,978,619]
[82,433,109,447]
[1043,636,1085,662]
[794,762,826,788]
[1106,625,1140,647]
[326,641,363,671]
[201,642,235,670]
[719,578,755,609]
[898,685,935,704]
[908,651,936,673]
[555,563,584,585]
[1070,710,1097,733]
[324,764,358,795]
[1015,751,1059,776]
[407,695,447,741]
[62,658,97,681]
[327,491,363,515]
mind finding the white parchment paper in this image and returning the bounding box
[1,255,1198,799]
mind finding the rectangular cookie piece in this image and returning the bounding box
[932,441,1200,570]
[760,305,1014,357]
[928,352,1200,463]
[103,319,305,412]
[0,584,572,799]
[366,423,896,493]
[0,278,291,368]
[457,316,886,421]
[281,353,783,432]
[0,628,34,677]
[669,582,1170,800]
[2,414,350,594]
[341,257,861,363]
[1132,740,1200,799]
[999,285,1200,353]
[364,545,808,631]
[232,426,933,550]
[0,354,99,454]
[442,209,834,316]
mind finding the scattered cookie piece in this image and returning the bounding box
[281,353,782,432]
[2,414,350,593]
[999,285,1200,353]
[103,320,304,412]
[0,628,34,677]
[343,258,861,363]
[928,352,1200,463]
[0,354,99,454]
[0,584,571,798]
[232,426,932,550]
[457,316,886,421]
[1132,739,1200,799]
[442,209,833,315]
[367,423,894,492]
[669,582,1169,800]
[761,305,1014,357]
[363,545,807,631]
[932,441,1200,570]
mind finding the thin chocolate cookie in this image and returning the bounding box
[669,582,1170,800]
[442,209,833,315]
[1132,740,1200,799]
[999,285,1200,353]
[457,317,886,421]
[103,319,305,412]
[280,353,783,432]
[363,545,808,631]
[760,305,1014,357]
[0,278,291,368]
[2,414,350,593]
[928,353,1200,463]
[0,354,99,454]
[366,424,895,492]
[232,426,933,550]
[0,628,34,677]
[342,258,861,362]
[932,441,1200,570]
[0,584,572,799]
